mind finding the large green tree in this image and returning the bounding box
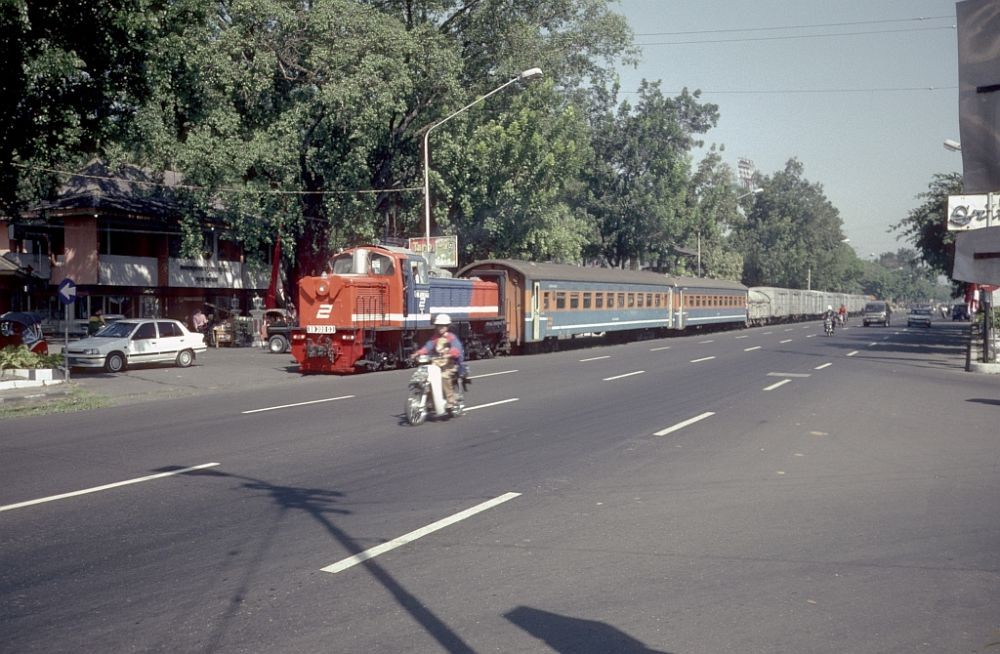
[737,159,848,289]
[583,82,719,269]
[0,0,157,215]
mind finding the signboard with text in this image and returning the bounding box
[947,194,998,231]
[407,236,459,268]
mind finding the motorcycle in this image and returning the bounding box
[823,316,835,336]
[405,353,466,425]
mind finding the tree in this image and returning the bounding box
[583,82,719,268]
[893,172,962,279]
[737,159,848,289]
[0,0,158,216]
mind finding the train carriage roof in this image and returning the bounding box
[457,259,746,292]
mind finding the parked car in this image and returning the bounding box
[0,311,48,354]
[952,303,970,321]
[862,301,891,327]
[906,306,933,328]
[65,318,207,372]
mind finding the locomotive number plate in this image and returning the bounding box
[306,325,337,334]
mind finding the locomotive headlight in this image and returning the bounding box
[316,283,329,296]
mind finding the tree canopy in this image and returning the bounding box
[0,0,958,297]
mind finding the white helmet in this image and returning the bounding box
[433,313,452,326]
[827,305,833,311]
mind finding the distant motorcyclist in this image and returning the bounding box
[823,305,836,334]
[837,303,848,325]
[413,314,465,409]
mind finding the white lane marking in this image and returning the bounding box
[869,342,878,347]
[783,328,794,332]
[649,346,671,351]
[764,379,792,391]
[655,412,715,436]
[767,372,810,378]
[470,370,518,379]
[580,355,611,362]
[806,334,817,338]
[464,398,519,412]
[603,371,645,381]
[690,356,716,363]
[744,346,762,352]
[321,492,521,574]
[780,339,792,344]
[242,395,354,414]
[0,462,221,513]
[815,362,832,370]
[763,331,773,335]
[846,351,859,357]
[698,339,715,344]
[734,335,749,339]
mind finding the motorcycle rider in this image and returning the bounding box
[837,303,847,325]
[413,314,465,409]
[823,305,836,333]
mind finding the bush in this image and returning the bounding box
[0,345,64,373]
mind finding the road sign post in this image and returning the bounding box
[57,278,76,381]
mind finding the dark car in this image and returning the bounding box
[862,301,891,327]
[0,311,48,354]
[952,304,970,321]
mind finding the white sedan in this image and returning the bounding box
[66,319,207,373]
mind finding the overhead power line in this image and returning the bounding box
[633,15,954,37]
[637,25,955,46]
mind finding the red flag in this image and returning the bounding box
[265,237,281,309]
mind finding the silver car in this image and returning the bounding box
[66,319,207,373]
[907,306,933,328]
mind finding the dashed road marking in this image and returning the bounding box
[603,371,645,381]
[243,396,354,414]
[763,379,792,391]
[0,462,221,513]
[654,412,715,436]
[321,492,522,574]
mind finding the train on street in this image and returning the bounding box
[289,244,870,374]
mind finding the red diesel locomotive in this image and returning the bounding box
[291,245,507,373]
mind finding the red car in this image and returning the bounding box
[0,311,49,354]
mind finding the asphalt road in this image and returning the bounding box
[2,319,999,653]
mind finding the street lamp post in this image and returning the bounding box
[422,67,543,259]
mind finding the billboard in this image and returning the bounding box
[407,236,459,268]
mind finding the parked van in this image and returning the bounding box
[863,301,891,327]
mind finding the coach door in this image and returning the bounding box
[675,290,685,329]
[531,282,541,340]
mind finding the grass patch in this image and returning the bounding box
[0,387,112,419]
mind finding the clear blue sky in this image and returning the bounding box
[614,0,961,259]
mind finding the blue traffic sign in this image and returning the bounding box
[57,278,77,304]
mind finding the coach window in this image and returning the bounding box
[636,293,643,308]
[570,293,580,309]
[616,293,624,308]
[583,292,592,309]
[556,292,566,310]
[595,292,604,309]
[543,292,550,311]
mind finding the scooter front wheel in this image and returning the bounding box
[406,393,426,425]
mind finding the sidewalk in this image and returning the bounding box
[0,345,304,408]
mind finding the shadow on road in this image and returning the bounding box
[505,606,673,653]
[180,466,480,654]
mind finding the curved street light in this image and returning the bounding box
[422,67,543,258]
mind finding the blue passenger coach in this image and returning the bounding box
[457,259,748,351]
